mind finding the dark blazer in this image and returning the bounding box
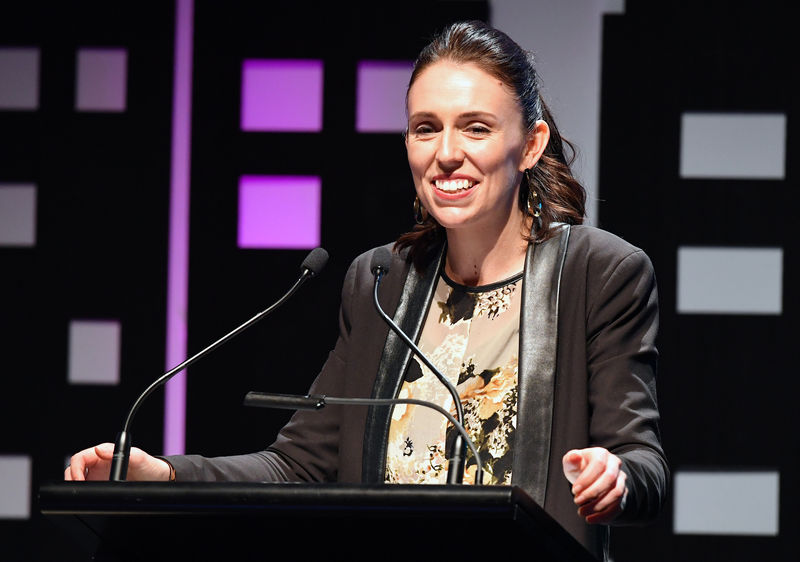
[167,224,668,560]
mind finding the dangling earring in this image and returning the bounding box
[527,189,541,218]
[524,169,541,218]
[413,196,426,224]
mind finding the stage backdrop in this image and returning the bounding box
[0,1,795,561]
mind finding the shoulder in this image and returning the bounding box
[563,224,653,273]
[565,224,645,257]
[555,225,657,302]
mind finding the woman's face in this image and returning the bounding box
[405,60,544,234]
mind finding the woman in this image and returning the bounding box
[66,20,667,559]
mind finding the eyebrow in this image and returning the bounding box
[408,110,498,122]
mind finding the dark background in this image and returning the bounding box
[0,1,796,560]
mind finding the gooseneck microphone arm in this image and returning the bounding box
[243,391,483,485]
[108,248,329,481]
[369,248,468,484]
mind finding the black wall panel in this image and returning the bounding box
[600,2,797,560]
[0,3,174,560]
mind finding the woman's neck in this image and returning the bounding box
[444,216,530,287]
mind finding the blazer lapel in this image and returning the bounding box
[361,244,446,483]
[513,225,571,505]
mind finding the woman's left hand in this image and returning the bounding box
[562,447,628,524]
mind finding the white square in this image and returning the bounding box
[0,455,32,519]
[0,47,40,110]
[68,319,122,385]
[677,247,782,315]
[680,113,786,179]
[0,183,37,246]
[674,471,779,535]
[75,48,128,112]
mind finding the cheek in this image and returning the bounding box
[406,146,430,178]
[473,140,516,168]
[488,144,526,178]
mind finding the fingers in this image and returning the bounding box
[561,450,585,484]
[578,471,627,524]
[591,469,627,513]
[94,442,115,460]
[572,449,620,505]
[581,497,622,525]
[64,443,114,481]
[63,444,171,482]
[563,447,628,525]
[65,450,88,481]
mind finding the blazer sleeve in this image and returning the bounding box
[584,247,668,524]
[163,253,360,482]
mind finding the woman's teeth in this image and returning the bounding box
[435,179,474,192]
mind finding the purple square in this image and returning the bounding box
[238,175,321,249]
[241,59,323,132]
[356,60,413,132]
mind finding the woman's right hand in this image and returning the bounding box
[64,443,172,482]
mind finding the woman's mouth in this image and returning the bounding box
[434,178,476,193]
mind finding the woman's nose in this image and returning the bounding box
[436,129,465,168]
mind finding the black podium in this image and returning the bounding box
[39,482,597,561]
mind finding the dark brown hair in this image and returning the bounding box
[395,20,586,267]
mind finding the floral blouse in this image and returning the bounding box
[385,271,522,485]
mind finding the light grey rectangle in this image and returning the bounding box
[677,247,782,314]
[0,47,39,110]
[680,113,786,179]
[75,48,128,112]
[0,455,31,519]
[0,183,37,246]
[674,471,779,535]
[68,319,121,384]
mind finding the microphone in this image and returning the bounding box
[108,247,329,481]
[369,248,470,485]
[243,391,483,485]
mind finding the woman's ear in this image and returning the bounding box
[520,120,550,171]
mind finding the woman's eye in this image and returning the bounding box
[413,125,435,135]
[466,125,491,135]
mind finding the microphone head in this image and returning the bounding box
[302,247,329,276]
[370,247,392,276]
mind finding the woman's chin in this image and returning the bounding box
[427,210,477,231]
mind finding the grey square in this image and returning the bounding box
[0,184,37,247]
[677,247,782,315]
[680,113,786,179]
[0,47,40,110]
[0,456,31,519]
[75,48,128,112]
[674,471,779,535]
[68,319,122,385]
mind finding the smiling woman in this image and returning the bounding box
[65,20,667,562]
[398,32,586,292]
[404,59,547,285]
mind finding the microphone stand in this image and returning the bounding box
[109,251,327,481]
[243,391,483,485]
[371,265,469,484]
